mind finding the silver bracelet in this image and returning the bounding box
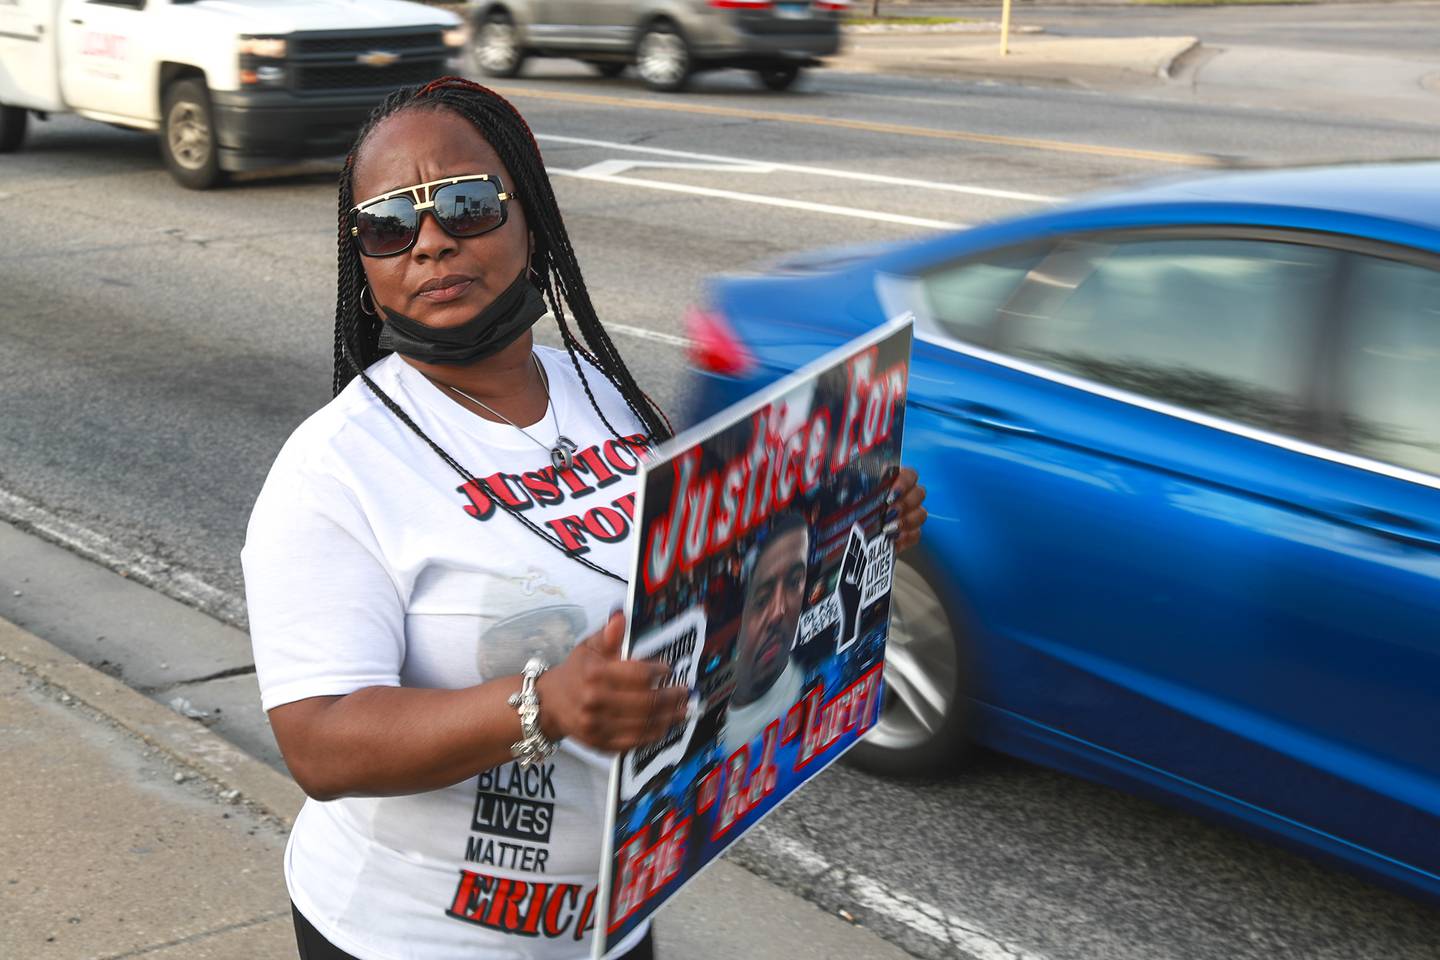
[507,656,558,768]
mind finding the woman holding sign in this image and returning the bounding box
[242,77,928,960]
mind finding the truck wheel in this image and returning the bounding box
[161,79,223,190]
[0,105,27,153]
[474,12,525,78]
[586,60,627,78]
[636,22,692,92]
[843,552,975,779]
[755,64,802,91]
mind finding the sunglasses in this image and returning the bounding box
[350,174,515,258]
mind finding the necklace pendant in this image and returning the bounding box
[551,436,578,472]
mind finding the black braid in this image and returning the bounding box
[334,151,384,395]
[536,269,630,443]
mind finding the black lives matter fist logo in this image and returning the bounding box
[837,527,868,654]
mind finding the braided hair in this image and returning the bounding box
[332,76,671,444]
[331,77,672,581]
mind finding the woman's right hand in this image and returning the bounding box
[537,611,690,752]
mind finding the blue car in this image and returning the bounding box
[682,163,1440,900]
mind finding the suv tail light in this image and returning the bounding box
[814,1,849,9]
[708,0,775,7]
[685,305,756,378]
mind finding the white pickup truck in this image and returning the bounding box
[0,0,465,188]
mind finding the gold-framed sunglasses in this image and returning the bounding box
[349,174,515,258]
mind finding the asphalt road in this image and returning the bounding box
[3,56,1439,960]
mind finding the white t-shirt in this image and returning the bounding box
[718,658,804,760]
[243,348,652,960]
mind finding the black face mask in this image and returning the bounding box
[376,269,546,365]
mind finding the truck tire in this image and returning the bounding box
[0,105,27,153]
[160,78,223,190]
[843,551,975,779]
[755,64,802,91]
[473,12,526,78]
[635,21,692,93]
[586,60,627,78]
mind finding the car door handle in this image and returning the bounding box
[949,402,1038,436]
[1330,504,1440,549]
[70,17,83,24]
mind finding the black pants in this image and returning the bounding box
[292,903,656,960]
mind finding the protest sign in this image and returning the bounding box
[594,316,914,956]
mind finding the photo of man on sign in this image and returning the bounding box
[719,513,809,759]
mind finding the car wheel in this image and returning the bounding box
[844,552,974,778]
[160,79,224,190]
[474,12,526,78]
[755,64,802,91]
[636,22,692,92]
[0,104,27,153]
[586,60,627,78]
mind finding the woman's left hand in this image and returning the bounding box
[886,466,928,553]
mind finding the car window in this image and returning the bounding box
[921,245,1049,345]
[999,237,1337,437]
[1337,255,1440,476]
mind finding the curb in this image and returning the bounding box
[0,615,304,827]
[828,35,1203,88]
[1158,38,1203,79]
[844,22,1048,35]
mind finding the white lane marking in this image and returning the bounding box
[607,323,689,348]
[760,831,1051,960]
[539,132,1059,203]
[549,166,966,231]
[574,158,773,178]
[0,487,246,628]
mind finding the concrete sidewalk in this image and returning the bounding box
[831,28,1200,85]
[0,604,910,960]
[828,25,1440,127]
[0,616,296,959]
[1164,43,1440,125]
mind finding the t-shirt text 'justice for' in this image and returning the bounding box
[455,434,652,555]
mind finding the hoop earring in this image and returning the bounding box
[359,284,377,317]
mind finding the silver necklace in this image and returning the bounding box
[443,356,579,472]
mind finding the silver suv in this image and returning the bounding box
[468,0,844,92]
